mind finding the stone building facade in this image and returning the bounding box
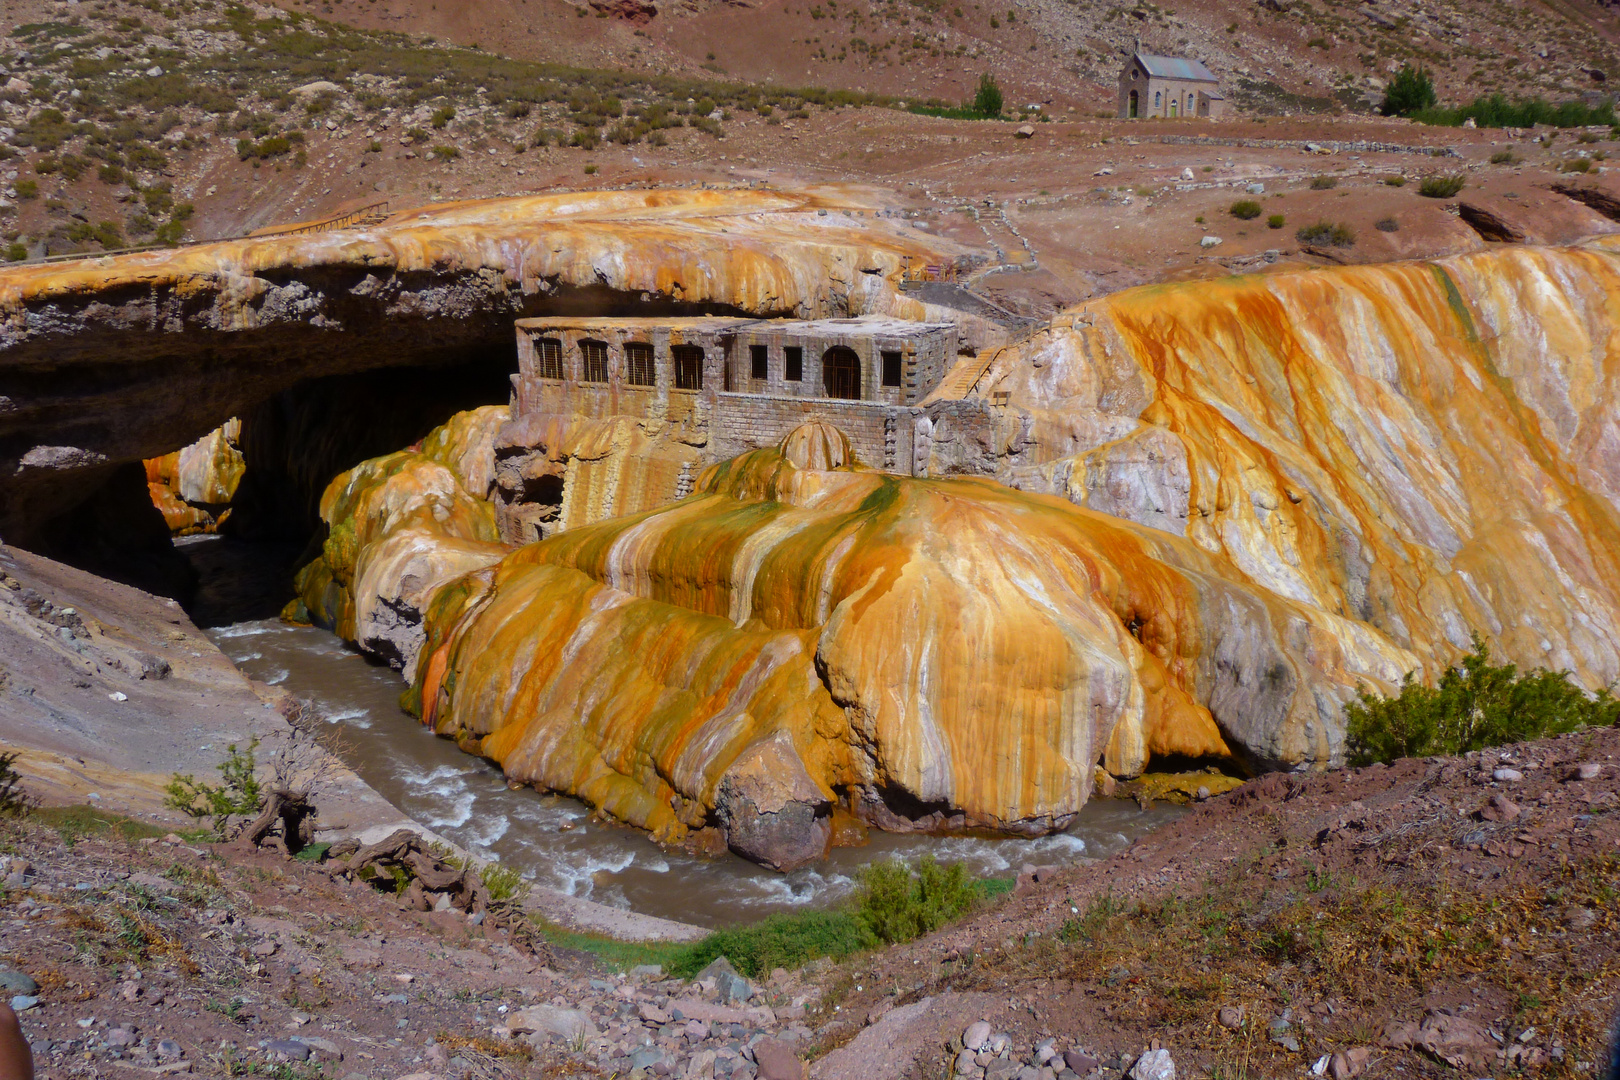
[1118,53,1227,120]
[498,315,962,541]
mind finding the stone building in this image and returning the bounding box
[1118,53,1227,120]
[499,315,962,540]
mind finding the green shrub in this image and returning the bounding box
[1384,175,1407,187]
[855,856,979,946]
[430,105,456,129]
[1418,174,1465,198]
[1296,221,1355,247]
[165,739,263,840]
[1380,65,1436,117]
[1561,158,1593,173]
[429,144,460,161]
[14,180,38,200]
[1489,150,1517,165]
[0,751,34,816]
[1267,213,1286,229]
[972,72,1003,118]
[1230,199,1262,220]
[583,163,599,174]
[1375,217,1399,232]
[1309,175,1338,190]
[478,862,526,902]
[3,243,27,262]
[1345,635,1619,765]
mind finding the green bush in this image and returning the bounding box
[854,856,980,945]
[3,243,27,262]
[430,105,456,129]
[14,180,38,200]
[1267,213,1286,229]
[1490,150,1517,165]
[1309,175,1338,190]
[1345,635,1619,765]
[1418,174,1465,198]
[478,862,526,902]
[429,144,460,161]
[1296,221,1355,247]
[972,73,1003,118]
[165,739,263,839]
[1380,65,1436,117]
[0,751,34,816]
[1384,175,1407,187]
[1561,158,1593,173]
[1230,200,1263,220]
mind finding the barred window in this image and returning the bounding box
[535,337,563,380]
[673,345,704,391]
[580,339,609,384]
[625,342,655,387]
[750,344,768,381]
[783,346,803,382]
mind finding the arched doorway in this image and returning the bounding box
[822,347,861,399]
[1169,98,1178,118]
[1128,90,1138,118]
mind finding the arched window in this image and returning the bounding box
[1154,91,1161,109]
[822,346,861,400]
[1188,93,1195,112]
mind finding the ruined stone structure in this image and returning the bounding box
[1118,53,1227,120]
[498,314,961,542]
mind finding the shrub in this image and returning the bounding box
[1230,199,1263,220]
[504,101,532,118]
[1384,175,1407,187]
[0,751,34,816]
[1561,158,1593,173]
[14,180,38,200]
[1418,174,1465,198]
[1296,221,1355,247]
[1309,176,1338,190]
[1490,150,1517,165]
[572,127,602,148]
[583,163,599,174]
[855,856,980,945]
[972,72,1003,118]
[1345,635,1619,765]
[430,105,456,129]
[165,739,263,839]
[1415,94,1616,130]
[1375,217,1399,232]
[3,243,26,262]
[429,144,460,161]
[1267,214,1285,229]
[1380,65,1436,117]
[406,126,430,144]
[478,862,526,902]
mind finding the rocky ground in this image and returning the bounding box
[0,723,1613,1080]
[3,0,1620,321]
[811,726,1620,1080]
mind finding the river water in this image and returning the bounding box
[199,564,1180,928]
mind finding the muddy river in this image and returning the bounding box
[194,539,1180,929]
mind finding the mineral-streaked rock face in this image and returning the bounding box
[144,420,245,535]
[292,239,1620,869]
[404,420,1407,866]
[290,406,509,681]
[0,188,978,541]
[947,240,1620,695]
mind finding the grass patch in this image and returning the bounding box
[1414,93,1616,129]
[33,805,171,845]
[531,858,1012,979]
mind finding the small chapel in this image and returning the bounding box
[1118,52,1228,119]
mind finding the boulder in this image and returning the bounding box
[509,1004,599,1043]
[1015,125,1036,139]
[715,732,832,872]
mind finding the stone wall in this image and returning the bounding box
[709,393,919,471]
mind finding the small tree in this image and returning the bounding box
[166,739,263,839]
[972,73,1004,118]
[1380,65,1436,117]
